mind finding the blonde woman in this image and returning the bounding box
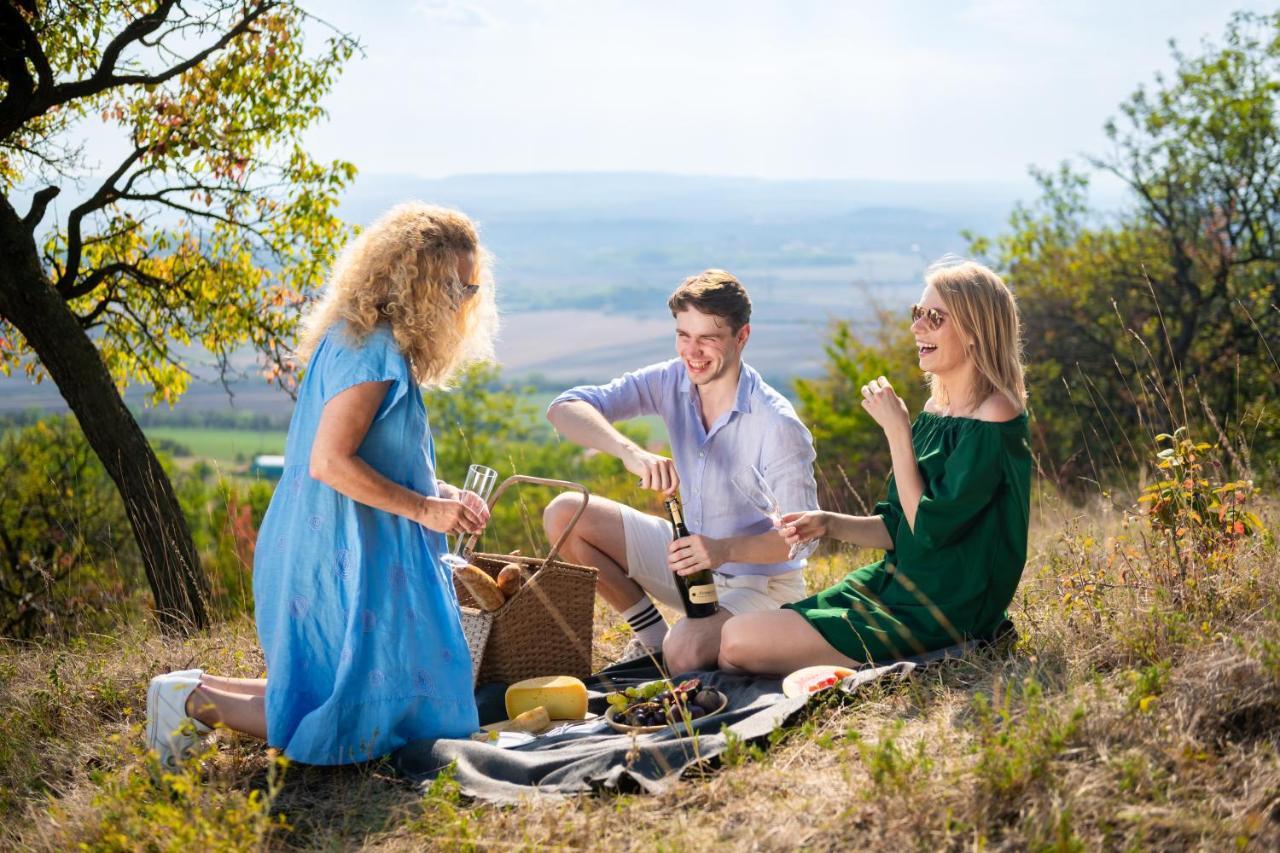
[146,203,499,767]
[717,259,1031,674]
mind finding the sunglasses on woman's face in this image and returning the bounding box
[911,303,946,331]
[458,283,480,300]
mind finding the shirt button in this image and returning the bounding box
[698,451,705,458]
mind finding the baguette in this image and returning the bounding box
[454,563,505,611]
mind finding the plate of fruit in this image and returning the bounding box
[781,665,856,698]
[604,678,728,733]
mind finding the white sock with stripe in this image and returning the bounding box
[621,597,668,650]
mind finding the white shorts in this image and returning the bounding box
[620,505,807,616]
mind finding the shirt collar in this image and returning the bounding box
[733,363,757,414]
[677,360,756,415]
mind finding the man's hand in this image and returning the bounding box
[779,510,828,547]
[861,375,911,438]
[668,534,726,576]
[624,446,680,494]
[419,496,487,536]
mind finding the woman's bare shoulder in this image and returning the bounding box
[974,394,1022,423]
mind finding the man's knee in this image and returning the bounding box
[545,495,627,556]
[542,492,586,539]
[663,622,720,674]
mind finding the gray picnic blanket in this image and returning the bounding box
[392,634,1003,803]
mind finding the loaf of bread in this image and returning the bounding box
[454,563,505,611]
[496,562,528,598]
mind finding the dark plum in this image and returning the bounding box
[694,689,721,712]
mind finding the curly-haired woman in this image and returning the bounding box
[146,203,499,767]
[717,259,1031,675]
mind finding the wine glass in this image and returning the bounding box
[440,464,498,568]
[731,465,818,560]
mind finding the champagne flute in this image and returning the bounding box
[731,465,818,560]
[441,464,498,567]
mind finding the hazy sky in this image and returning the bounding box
[297,0,1273,183]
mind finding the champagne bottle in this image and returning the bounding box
[665,495,719,618]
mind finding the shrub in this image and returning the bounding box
[793,312,927,512]
[59,739,288,851]
[970,679,1084,811]
[0,418,141,638]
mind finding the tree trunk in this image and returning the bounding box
[0,196,209,633]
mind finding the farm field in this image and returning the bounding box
[143,427,288,469]
[140,402,668,471]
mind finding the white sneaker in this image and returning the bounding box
[146,670,211,771]
[615,636,658,665]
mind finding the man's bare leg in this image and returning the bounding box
[544,492,678,657]
[543,493,645,611]
[662,609,732,674]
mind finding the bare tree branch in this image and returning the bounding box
[0,2,277,141]
[21,185,59,229]
[57,145,147,294]
[93,1,184,84]
[117,191,274,242]
[52,2,276,108]
[69,260,196,303]
[0,2,50,103]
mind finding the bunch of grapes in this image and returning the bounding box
[606,678,723,728]
[605,679,664,713]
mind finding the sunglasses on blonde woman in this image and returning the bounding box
[910,303,946,330]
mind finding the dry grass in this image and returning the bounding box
[2,495,1279,851]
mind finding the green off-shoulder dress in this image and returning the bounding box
[785,412,1031,664]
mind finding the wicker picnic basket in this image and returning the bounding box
[451,475,597,685]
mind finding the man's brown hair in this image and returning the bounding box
[667,269,752,333]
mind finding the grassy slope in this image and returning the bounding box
[1,496,1278,850]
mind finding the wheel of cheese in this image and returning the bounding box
[504,675,588,720]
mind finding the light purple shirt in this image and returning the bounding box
[551,359,818,577]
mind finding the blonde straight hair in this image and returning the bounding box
[924,259,1026,413]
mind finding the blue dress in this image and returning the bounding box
[254,322,478,765]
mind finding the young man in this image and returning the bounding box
[543,269,818,674]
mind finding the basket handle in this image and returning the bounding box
[460,475,591,570]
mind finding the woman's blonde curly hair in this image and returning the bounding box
[296,202,498,388]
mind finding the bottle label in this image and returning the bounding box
[688,583,717,604]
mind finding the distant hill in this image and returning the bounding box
[2,171,1028,413]
[341,171,1029,223]
[341,171,1027,308]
